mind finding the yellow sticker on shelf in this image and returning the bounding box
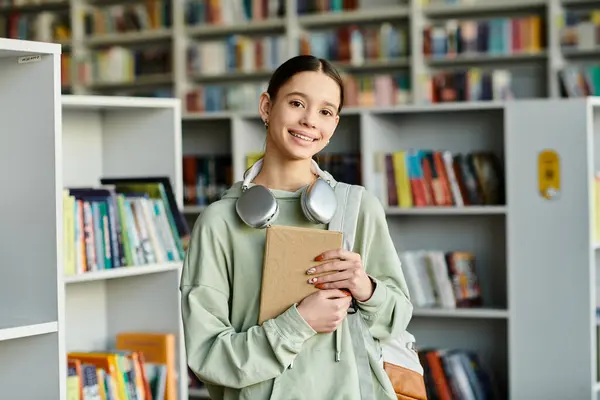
[538,149,561,200]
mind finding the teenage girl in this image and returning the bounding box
[180,55,413,400]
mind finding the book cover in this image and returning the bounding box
[258,225,343,324]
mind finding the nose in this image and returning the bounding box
[300,110,317,129]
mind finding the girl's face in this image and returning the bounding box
[260,71,341,161]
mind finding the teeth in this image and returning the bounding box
[289,131,314,142]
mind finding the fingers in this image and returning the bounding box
[316,280,351,290]
[308,270,354,285]
[314,248,361,263]
[307,259,359,276]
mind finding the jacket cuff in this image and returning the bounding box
[271,304,317,345]
[356,276,387,315]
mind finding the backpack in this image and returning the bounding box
[327,180,427,400]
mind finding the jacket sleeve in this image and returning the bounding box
[352,191,413,340]
[180,209,317,389]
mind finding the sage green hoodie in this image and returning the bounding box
[180,180,413,400]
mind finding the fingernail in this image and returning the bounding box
[308,277,317,284]
[315,284,324,289]
[314,255,323,261]
[307,268,315,274]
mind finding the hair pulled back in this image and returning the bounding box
[266,55,345,113]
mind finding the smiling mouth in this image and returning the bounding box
[288,129,317,142]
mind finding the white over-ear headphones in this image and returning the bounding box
[235,158,338,229]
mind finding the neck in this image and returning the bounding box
[252,147,315,192]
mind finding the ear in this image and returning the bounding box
[258,92,271,124]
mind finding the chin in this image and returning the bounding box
[282,146,318,161]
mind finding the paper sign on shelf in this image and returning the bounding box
[538,149,561,200]
[18,55,41,64]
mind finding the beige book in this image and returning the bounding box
[258,225,343,324]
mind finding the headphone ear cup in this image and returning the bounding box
[301,178,337,224]
[300,187,320,224]
[236,185,279,228]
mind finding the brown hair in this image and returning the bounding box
[266,55,345,113]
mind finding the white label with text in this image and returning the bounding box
[18,55,42,64]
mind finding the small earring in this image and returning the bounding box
[264,120,269,129]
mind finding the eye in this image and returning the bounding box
[321,109,333,117]
[289,100,304,108]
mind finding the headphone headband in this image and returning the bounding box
[242,158,332,190]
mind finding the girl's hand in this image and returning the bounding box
[306,249,374,302]
[297,289,352,333]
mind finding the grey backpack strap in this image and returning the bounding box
[329,182,362,251]
[329,183,375,400]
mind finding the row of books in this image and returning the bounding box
[62,178,189,275]
[83,0,171,37]
[1,0,66,7]
[78,46,172,86]
[423,15,543,59]
[374,150,504,209]
[182,154,233,207]
[185,81,265,113]
[181,152,362,208]
[559,64,600,98]
[343,73,412,108]
[560,8,600,51]
[0,11,70,43]
[185,70,412,113]
[187,35,287,76]
[297,0,358,15]
[399,250,482,310]
[298,23,409,65]
[423,68,513,104]
[246,151,362,185]
[185,0,285,26]
[67,331,177,400]
[183,64,516,112]
[420,348,500,400]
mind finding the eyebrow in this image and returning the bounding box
[286,91,339,110]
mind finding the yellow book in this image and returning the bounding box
[393,151,413,208]
[594,174,600,242]
[63,191,76,275]
[530,16,542,51]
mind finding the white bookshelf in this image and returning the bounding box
[504,96,600,400]
[60,94,188,399]
[0,38,64,399]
